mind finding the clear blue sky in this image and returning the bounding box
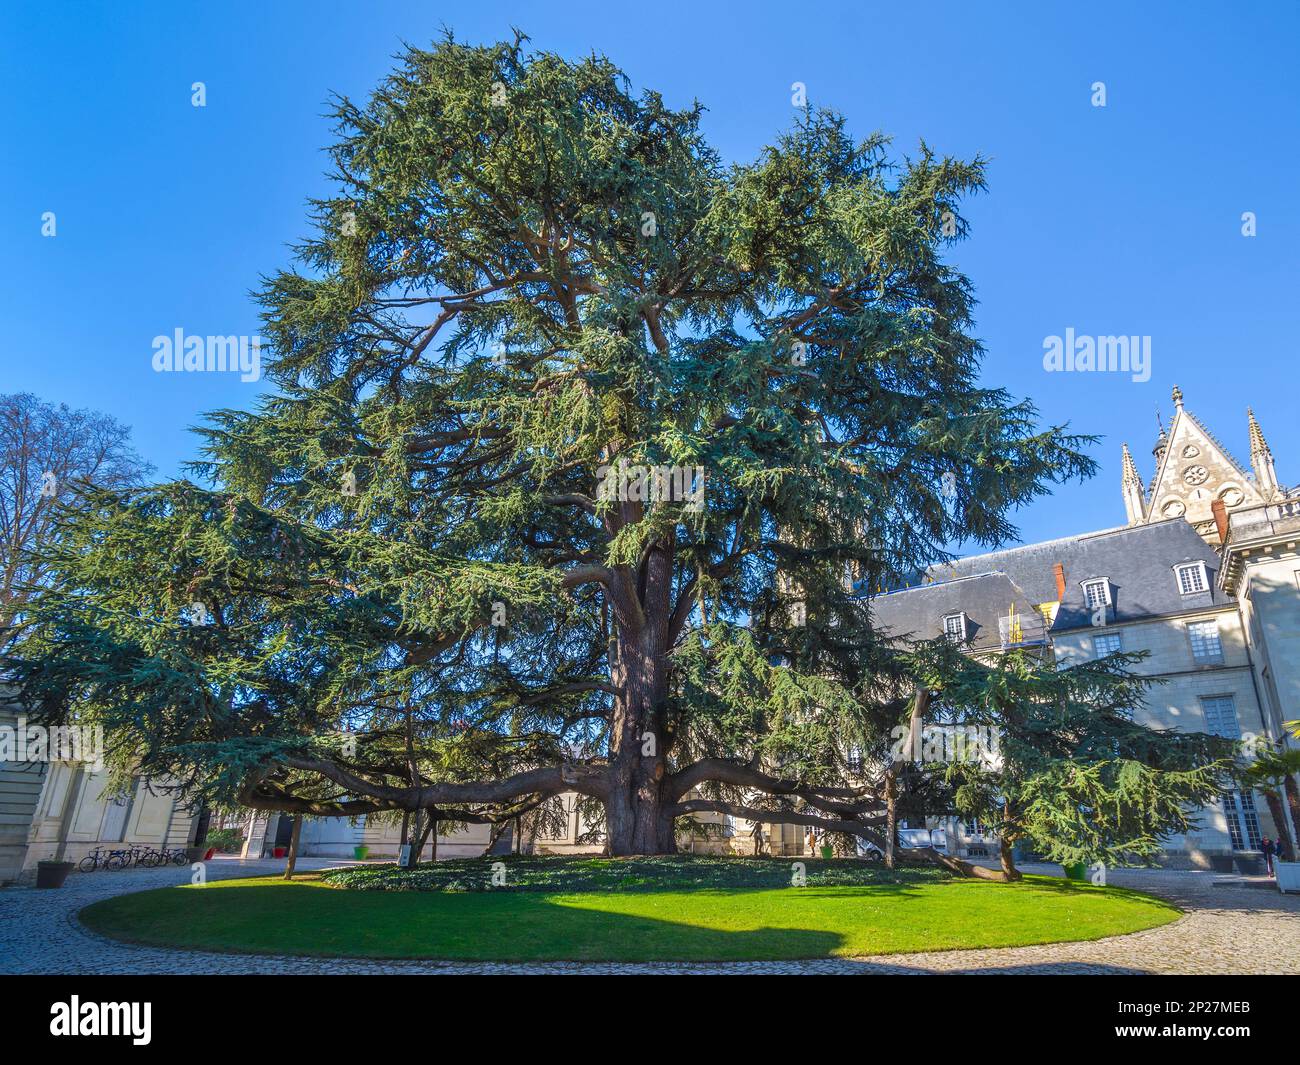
[2,1,1295,549]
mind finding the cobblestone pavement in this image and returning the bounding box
[1,858,1297,974]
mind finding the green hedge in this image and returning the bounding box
[204,828,245,853]
[320,853,948,893]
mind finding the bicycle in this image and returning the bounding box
[123,846,163,868]
[78,847,129,872]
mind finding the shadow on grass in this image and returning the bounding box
[79,872,1180,964]
[1013,874,1183,912]
[81,879,846,963]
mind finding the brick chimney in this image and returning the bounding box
[1052,562,1066,601]
[1211,498,1229,543]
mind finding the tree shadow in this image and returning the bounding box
[80,873,1179,966]
[833,959,1154,974]
[1008,875,1182,912]
[83,881,847,963]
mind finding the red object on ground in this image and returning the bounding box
[273,847,286,858]
[204,848,216,860]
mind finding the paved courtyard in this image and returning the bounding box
[1,858,1297,974]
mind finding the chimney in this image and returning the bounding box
[1211,498,1229,543]
[1052,562,1066,602]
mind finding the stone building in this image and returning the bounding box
[0,699,198,885]
[245,811,493,862]
[870,388,1298,866]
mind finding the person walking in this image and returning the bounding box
[1261,837,1275,876]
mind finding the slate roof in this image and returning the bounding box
[868,518,1229,643]
[870,571,1047,653]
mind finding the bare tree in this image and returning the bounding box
[0,392,151,651]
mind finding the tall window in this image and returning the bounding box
[1082,579,1110,609]
[1187,619,1223,662]
[1093,632,1122,657]
[1222,790,1262,851]
[1200,694,1241,739]
[1175,562,1208,595]
[943,613,966,643]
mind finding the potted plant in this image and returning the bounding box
[36,859,75,889]
[184,846,207,862]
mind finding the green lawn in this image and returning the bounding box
[80,862,1180,962]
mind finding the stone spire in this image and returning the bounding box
[1122,442,1142,484]
[1248,407,1269,455]
[1248,407,1279,498]
[1121,442,1147,525]
[1153,387,1180,464]
[1153,409,1169,463]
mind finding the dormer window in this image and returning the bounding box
[1175,561,1209,595]
[1081,578,1111,610]
[942,613,967,643]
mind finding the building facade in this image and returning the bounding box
[871,388,1298,866]
[0,701,198,885]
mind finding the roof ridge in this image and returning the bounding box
[870,569,1020,599]
[941,522,1143,567]
[931,518,1202,579]
[1179,407,1253,482]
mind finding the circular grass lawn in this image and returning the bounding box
[79,857,1180,963]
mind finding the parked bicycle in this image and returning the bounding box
[78,847,130,872]
[130,846,174,868]
[78,845,193,872]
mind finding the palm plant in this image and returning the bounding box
[1245,744,1300,862]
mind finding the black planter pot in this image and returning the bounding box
[184,846,206,862]
[1234,854,1266,876]
[35,860,75,889]
[1208,854,1236,874]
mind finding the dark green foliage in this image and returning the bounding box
[907,641,1237,866]
[11,33,1099,849]
[319,853,946,892]
[204,828,245,853]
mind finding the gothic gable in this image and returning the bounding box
[1147,408,1265,538]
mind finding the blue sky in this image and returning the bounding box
[1,1,1295,550]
